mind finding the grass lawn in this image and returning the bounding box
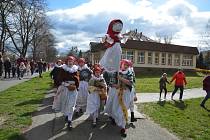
[138,98,210,140]
[0,72,52,140]
[135,75,204,93]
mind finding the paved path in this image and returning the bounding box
[0,73,39,92]
[23,89,180,140]
[136,88,206,103]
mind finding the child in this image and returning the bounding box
[159,73,169,100]
[86,66,106,127]
[99,19,123,73]
[19,62,26,80]
[75,58,92,115]
[52,56,79,130]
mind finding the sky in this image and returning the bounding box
[46,0,210,53]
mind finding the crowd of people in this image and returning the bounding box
[0,53,50,80]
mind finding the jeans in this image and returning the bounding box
[171,85,184,100]
[201,90,210,106]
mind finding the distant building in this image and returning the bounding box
[89,39,199,72]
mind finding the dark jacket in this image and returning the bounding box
[159,77,169,89]
[203,75,210,91]
[50,67,62,87]
[4,60,11,70]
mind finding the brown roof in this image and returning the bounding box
[90,40,199,55]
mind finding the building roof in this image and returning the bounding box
[90,40,199,55]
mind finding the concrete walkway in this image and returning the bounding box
[136,88,206,103]
[0,73,39,92]
[23,89,181,140]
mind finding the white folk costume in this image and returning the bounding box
[86,67,107,127]
[52,56,79,129]
[104,63,133,137]
[99,19,123,72]
[76,62,92,113]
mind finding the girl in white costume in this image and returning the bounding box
[76,58,92,114]
[52,56,79,130]
[86,66,107,127]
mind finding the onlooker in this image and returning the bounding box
[0,53,3,79]
[11,55,17,78]
[30,59,35,75]
[37,59,43,78]
[200,72,210,109]
[16,55,26,79]
[4,57,11,78]
[159,73,169,100]
[26,62,31,76]
[19,62,26,79]
[170,69,187,101]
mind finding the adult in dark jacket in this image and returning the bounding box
[37,59,43,78]
[4,57,11,78]
[200,73,210,109]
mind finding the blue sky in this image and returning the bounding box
[46,0,210,53]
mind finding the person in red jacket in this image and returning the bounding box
[200,73,210,110]
[170,69,187,101]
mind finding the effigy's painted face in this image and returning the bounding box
[94,71,101,77]
[79,62,85,67]
[112,22,123,32]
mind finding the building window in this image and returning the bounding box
[161,53,166,65]
[148,52,153,64]
[122,50,127,59]
[127,51,134,62]
[155,52,159,65]
[174,54,180,66]
[121,50,135,62]
[182,55,193,66]
[168,54,172,66]
[137,51,145,64]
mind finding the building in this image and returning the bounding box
[89,39,199,72]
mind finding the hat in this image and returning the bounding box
[67,56,75,61]
[93,67,102,73]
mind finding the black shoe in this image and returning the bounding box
[200,104,205,108]
[65,116,68,122]
[79,108,83,114]
[130,112,137,122]
[75,111,79,117]
[67,121,72,130]
[109,117,116,125]
[120,128,127,137]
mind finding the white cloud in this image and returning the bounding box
[47,0,210,53]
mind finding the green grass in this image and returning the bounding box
[0,73,52,140]
[135,76,204,93]
[138,98,210,140]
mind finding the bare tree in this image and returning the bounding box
[201,19,210,49]
[5,0,46,57]
[155,32,173,44]
[0,0,15,54]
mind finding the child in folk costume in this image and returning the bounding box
[52,56,79,130]
[50,59,63,88]
[86,66,107,127]
[99,19,123,73]
[123,60,137,122]
[114,59,134,137]
[75,58,92,115]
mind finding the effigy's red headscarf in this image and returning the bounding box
[106,19,123,42]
